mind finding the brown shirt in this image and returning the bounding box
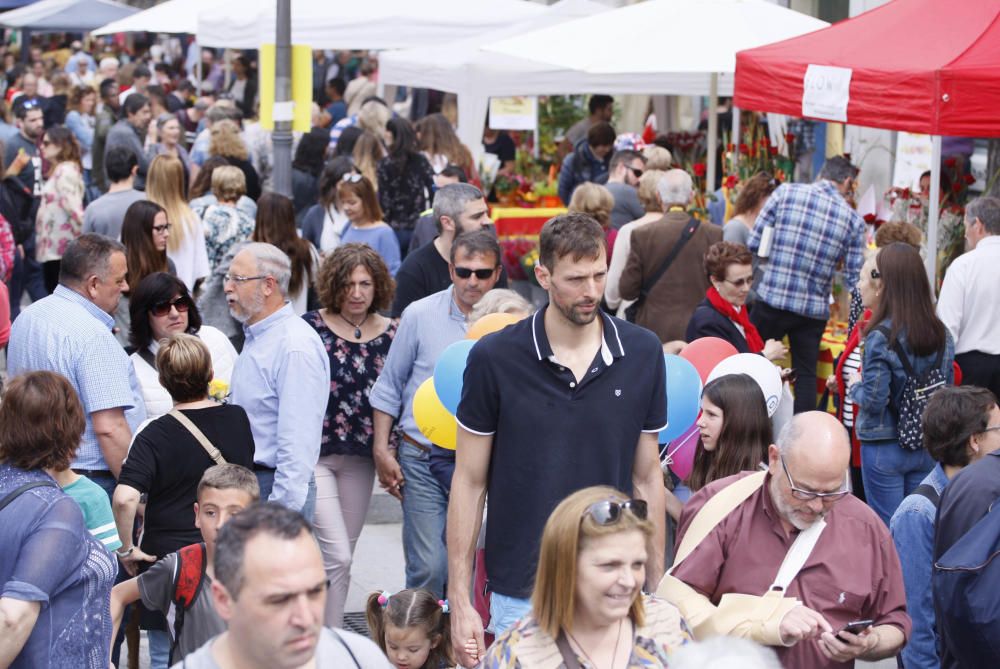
[671,471,911,669]
[618,210,721,342]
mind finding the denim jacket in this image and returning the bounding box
[890,464,949,669]
[849,318,954,442]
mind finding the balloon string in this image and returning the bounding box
[662,427,699,463]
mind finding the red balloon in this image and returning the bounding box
[680,337,739,382]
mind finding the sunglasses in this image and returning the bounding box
[723,276,753,288]
[583,499,648,525]
[151,295,191,317]
[627,166,644,179]
[453,266,495,280]
[341,173,363,183]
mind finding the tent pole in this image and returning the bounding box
[272,0,293,197]
[927,135,942,291]
[706,72,718,199]
[731,104,740,150]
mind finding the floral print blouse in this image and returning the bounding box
[303,311,399,457]
[376,153,435,231]
[202,203,255,272]
[35,161,84,263]
[480,595,691,669]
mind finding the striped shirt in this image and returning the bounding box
[63,475,123,551]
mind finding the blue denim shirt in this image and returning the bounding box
[890,464,949,669]
[849,319,954,442]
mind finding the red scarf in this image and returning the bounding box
[706,286,764,353]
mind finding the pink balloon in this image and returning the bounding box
[680,337,739,382]
[667,423,699,481]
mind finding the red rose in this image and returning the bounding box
[964,173,976,185]
[726,143,735,152]
[952,181,963,193]
[769,146,778,155]
[739,143,750,155]
[785,132,796,144]
[902,187,911,199]
[693,163,707,177]
[724,175,738,189]
[863,213,876,224]
[944,157,957,168]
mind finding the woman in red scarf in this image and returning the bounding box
[685,241,787,360]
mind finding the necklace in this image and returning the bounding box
[337,311,370,339]
[567,619,623,669]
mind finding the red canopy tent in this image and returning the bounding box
[733,0,1000,282]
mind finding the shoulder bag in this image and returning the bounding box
[169,409,227,465]
[625,217,699,323]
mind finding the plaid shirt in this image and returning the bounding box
[748,180,865,320]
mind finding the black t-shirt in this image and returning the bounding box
[390,239,508,318]
[118,405,255,557]
[483,131,516,164]
[3,133,41,196]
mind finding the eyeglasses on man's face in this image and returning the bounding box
[780,454,850,503]
[223,274,268,285]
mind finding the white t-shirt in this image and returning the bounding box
[171,628,393,669]
[168,215,211,290]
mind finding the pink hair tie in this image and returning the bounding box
[439,599,450,614]
[377,591,392,607]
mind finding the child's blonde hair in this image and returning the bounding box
[365,588,454,668]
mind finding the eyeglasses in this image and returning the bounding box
[151,295,190,317]
[341,173,363,183]
[453,266,496,280]
[41,139,51,146]
[870,268,881,280]
[223,274,268,284]
[780,454,850,502]
[723,276,753,288]
[583,499,648,525]
[152,223,172,233]
[979,425,1000,435]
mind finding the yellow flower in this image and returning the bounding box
[208,379,230,402]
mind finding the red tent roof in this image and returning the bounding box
[734,0,1000,136]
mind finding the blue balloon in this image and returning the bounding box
[434,339,477,415]
[659,354,704,444]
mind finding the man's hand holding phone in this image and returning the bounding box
[819,619,878,662]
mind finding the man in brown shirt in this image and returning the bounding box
[661,412,909,668]
[619,169,722,342]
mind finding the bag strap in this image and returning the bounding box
[328,628,362,669]
[168,410,226,465]
[640,217,700,298]
[670,470,767,572]
[555,632,585,669]
[768,518,827,593]
[913,483,940,508]
[0,481,57,513]
[138,346,157,371]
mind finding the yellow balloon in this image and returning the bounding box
[412,378,458,450]
[466,312,522,340]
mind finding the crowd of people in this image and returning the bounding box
[0,37,999,669]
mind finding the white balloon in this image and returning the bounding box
[706,353,784,417]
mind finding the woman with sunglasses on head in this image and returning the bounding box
[479,486,690,668]
[848,242,955,526]
[302,243,397,627]
[35,125,84,293]
[128,272,238,419]
[338,173,401,276]
[300,156,356,255]
[686,241,787,360]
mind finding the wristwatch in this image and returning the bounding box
[116,546,134,558]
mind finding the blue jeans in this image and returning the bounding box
[254,470,318,522]
[399,441,448,599]
[861,441,934,526]
[148,629,170,669]
[488,593,532,636]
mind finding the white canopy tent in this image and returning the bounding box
[0,0,138,32]
[194,0,546,50]
[484,0,828,190]
[92,0,227,36]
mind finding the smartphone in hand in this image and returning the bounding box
[836,619,873,640]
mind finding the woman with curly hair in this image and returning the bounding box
[35,125,84,293]
[208,119,260,200]
[301,243,397,627]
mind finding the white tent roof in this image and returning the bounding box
[0,0,139,32]
[93,0,229,36]
[195,0,546,49]
[485,0,828,77]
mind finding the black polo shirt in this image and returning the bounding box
[456,306,667,598]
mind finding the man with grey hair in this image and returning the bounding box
[391,182,501,317]
[8,234,145,502]
[177,502,390,668]
[619,168,722,342]
[747,155,865,413]
[937,195,1000,399]
[660,411,909,668]
[226,243,329,516]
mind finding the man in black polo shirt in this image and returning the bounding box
[447,213,668,666]
[391,183,501,317]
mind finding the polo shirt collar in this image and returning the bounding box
[54,284,114,330]
[445,286,467,323]
[530,305,625,366]
[244,302,293,339]
[976,235,1000,250]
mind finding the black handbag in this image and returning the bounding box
[625,217,699,323]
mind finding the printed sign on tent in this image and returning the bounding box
[489,97,537,131]
[802,64,852,123]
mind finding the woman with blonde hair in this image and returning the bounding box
[352,130,386,190]
[147,154,210,290]
[36,126,84,293]
[416,112,477,180]
[202,166,255,271]
[568,182,617,257]
[479,486,690,668]
[208,119,260,200]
